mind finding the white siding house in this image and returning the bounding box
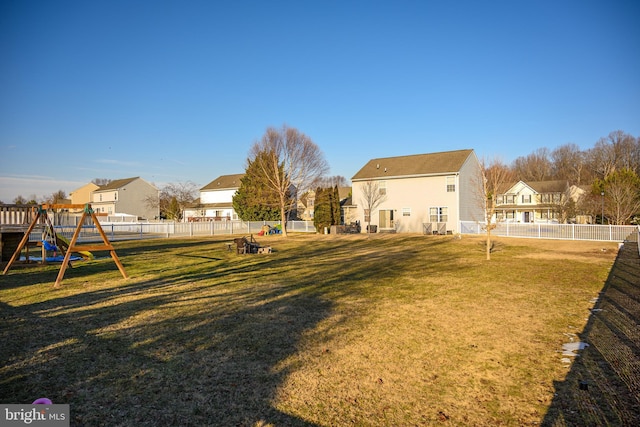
[184,174,244,221]
[351,149,483,234]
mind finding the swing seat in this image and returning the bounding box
[42,240,58,252]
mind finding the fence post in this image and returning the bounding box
[609,225,613,241]
[139,223,143,239]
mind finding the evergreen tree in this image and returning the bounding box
[313,187,332,232]
[313,186,342,232]
[233,151,283,221]
[332,185,342,225]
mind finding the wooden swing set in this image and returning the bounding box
[2,203,128,287]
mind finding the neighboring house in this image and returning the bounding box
[351,149,483,234]
[91,177,159,220]
[184,174,244,221]
[69,183,100,212]
[297,190,315,221]
[297,186,352,222]
[494,180,575,223]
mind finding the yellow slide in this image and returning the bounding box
[56,233,94,260]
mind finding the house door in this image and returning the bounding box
[379,210,394,229]
[523,212,531,223]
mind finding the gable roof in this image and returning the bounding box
[527,180,568,193]
[352,149,474,181]
[201,174,245,191]
[70,182,100,195]
[501,180,568,194]
[94,177,140,192]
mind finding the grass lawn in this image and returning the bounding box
[0,234,619,426]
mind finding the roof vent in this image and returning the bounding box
[384,168,387,172]
[376,164,379,169]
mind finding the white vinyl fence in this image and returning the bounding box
[459,221,639,243]
[36,220,317,243]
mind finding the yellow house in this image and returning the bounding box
[69,182,100,211]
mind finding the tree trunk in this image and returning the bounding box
[280,196,288,237]
[486,227,492,261]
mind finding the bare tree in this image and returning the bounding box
[92,178,112,186]
[311,175,349,188]
[596,168,640,225]
[145,181,197,221]
[13,195,27,205]
[249,125,329,237]
[360,180,387,238]
[43,190,67,204]
[475,158,515,260]
[512,148,553,182]
[586,130,640,180]
[551,143,586,184]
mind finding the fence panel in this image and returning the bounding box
[30,220,316,244]
[460,221,637,242]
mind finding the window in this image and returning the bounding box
[114,192,117,201]
[379,181,387,195]
[522,194,532,203]
[429,207,448,223]
[402,208,411,217]
[446,176,456,192]
[504,195,516,204]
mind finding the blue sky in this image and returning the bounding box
[1,0,639,202]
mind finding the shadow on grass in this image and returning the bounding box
[541,235,640,426]
[0,235,464,426]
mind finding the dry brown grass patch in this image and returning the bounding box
[0,234,625,426]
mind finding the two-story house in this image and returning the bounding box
[494,180,573,223]
[69,182,100,212]
[351,149,483,234]
[185,174,244,221]
[91,177,159,220]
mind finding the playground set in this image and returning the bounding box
[1,203,128,287]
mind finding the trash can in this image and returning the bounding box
[366,225,377,233]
